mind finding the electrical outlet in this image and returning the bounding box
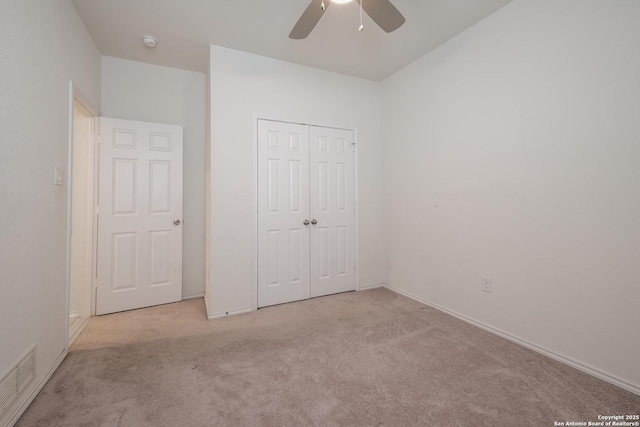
[481,276,492,293]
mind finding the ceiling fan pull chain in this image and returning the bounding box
[359,0,364,31]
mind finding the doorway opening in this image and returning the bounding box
[67,83,98,346]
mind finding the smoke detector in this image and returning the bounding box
[142,35,158,48]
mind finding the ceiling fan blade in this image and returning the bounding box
[357,0,405,33]
[289,0,330,39]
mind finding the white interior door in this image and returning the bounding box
[97,118,183,315]
[257,120,355,308]
[258,120,311,307]
[309,126,356,298]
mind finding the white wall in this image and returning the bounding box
[208,45,384,316]
[0,1,101,424]
[204,58,212,315]
[101,56,207,298]
[382,0,640,391]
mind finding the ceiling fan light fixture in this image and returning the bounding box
[290,0,405,40]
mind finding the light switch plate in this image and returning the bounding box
[481,276,492,293]
[54,166,63,186]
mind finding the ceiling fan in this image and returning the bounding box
[289,0,405,39]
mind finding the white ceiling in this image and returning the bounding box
[71,0,512,82]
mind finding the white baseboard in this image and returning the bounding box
[383,283,640,396]
[182,293,205,301]
[208,307,253,320]
[68,317,89,347]
[203,291,210,317]
[358,283,384,291]
[5,349,67,427]
[206,285,385,319]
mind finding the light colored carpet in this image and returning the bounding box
[17,288,639,426]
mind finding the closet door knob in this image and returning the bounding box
[303,219,310,225]
[174,219,181,225]
[310,219,317,225]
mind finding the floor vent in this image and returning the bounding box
[0,346,36,417]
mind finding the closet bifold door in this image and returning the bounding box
[309,126,356,298]
[257,120,311,308]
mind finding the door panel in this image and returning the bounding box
[258,120,311,308]
[309,127,355,298]
[97,118,183,315]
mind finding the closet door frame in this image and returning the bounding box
[251,114,360,311]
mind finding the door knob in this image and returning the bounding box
[311,219,317,225]
[174,219,181,225]
[303,219,310,225]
